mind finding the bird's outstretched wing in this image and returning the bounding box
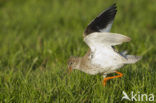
[84,32,130,67]
[84,4,117,36]
[84,32,131,51]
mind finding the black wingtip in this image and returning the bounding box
[84,3,118,36]
[112,3,117,7]
[108,3,117,12]
[107,3,117,12]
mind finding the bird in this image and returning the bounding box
[67,3,141,86]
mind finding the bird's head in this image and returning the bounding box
[67,57,80,73]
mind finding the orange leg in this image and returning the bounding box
[102,71,123,86]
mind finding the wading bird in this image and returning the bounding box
[68,4,141,86]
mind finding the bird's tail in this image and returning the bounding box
[125,55,142,64]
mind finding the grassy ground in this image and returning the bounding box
[0,0,156,102]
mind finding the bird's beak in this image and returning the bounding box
[68,66,72,73]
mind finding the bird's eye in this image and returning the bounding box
[70,62,73,65]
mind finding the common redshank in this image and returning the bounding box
[68,4,141,86]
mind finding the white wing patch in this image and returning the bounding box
[84,32,131,51]
[99,21,113,32]
[91,46,125,69]
[84,32,130,68]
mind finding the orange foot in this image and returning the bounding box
[102,71,123,86]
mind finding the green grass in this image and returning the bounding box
[0,0,156,102]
